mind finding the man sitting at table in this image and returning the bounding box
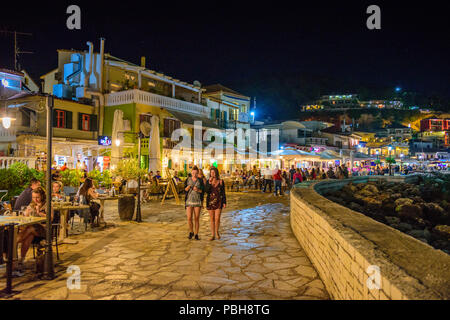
[14,178,41,211]
[154,170,162,180]
[17,187,53,265]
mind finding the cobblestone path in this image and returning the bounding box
[1,192,329,300]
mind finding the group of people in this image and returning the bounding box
[10,174,101,266]
[184,166,226,241]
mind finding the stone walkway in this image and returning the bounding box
[1,192,329,300]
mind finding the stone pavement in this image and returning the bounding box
[1,192,329,300]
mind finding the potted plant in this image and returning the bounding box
[112,159,147,221]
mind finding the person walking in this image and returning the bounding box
[205,167,226,241]
[184,166,204,240]
[262,165,273,193]
[273,169,283,196]
[293,168,303,184]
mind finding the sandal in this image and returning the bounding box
[209,236,215,241]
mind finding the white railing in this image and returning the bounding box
[0,157,36,169]
[105,89,210,116]
[0,127,16,141]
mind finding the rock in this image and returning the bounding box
[412,217,429,229]
[422,203,446,225]
[397,204,423,220]
[407,229,425,239]
[433,225,450,240]
[395,198,414,207]
[362,197,382,212]
[398,222,413,232]
[423,228,432,241]
[390,193,402,200]
[385,216,401,225]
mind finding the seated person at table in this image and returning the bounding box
[14,178,41,211]
[17,187,53,264]
[52,181,65,201]
[154,170,162,181]
[78,178,100,227]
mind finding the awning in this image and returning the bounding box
[167,110,221,129]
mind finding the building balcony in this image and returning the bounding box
[0,127,16,142]
[105,89,210,117]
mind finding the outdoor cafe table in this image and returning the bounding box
[52,202,89,244]
[0,216,46,266]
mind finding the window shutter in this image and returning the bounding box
[78,113,83,130]
[66,111,73,129]
[90,114,98,131]
[163,118,169,137]
[52,109,58,127]
[175,120,180,130]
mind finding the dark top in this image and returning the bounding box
[14,187,33,211]
[205,179,227,210]
[184,177,205,208]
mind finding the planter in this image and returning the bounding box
[118,194,135,221]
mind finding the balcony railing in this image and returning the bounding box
[0,157,36,169]
[0,127,16,141]
[105,89,210,117]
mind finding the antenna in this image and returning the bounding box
[0,30,33,71]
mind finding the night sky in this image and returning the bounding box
[1,1,449,116]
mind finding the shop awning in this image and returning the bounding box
[167,110,221,129]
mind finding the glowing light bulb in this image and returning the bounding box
[2,117,12,129]
[115,139,121,147]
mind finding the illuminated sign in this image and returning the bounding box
[98,136,112,146]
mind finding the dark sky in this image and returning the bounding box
[1,1,449,105]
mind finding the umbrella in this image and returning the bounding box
[111,109,124,167]
[149,115,161,172]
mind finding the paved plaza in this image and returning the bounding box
[1,192,329,300]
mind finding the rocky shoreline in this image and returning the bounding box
[322,174,450,254]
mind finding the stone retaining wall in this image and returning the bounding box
[290,175,450,300]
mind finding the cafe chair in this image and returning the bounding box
[32,224,61,261]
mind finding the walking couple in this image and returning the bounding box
[184,166,226,241]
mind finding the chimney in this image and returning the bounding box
[141,56,146,68]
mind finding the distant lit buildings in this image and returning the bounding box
[301,93,403,111]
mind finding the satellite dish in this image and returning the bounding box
[193,80,201,88]
[140,121,151,137]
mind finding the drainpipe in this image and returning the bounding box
[98,38,105,136]
[84,41,94,87]
[99,38,105,92]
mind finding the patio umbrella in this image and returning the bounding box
[149,115,161,173]
[111,109,124,167]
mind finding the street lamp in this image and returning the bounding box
[400,153,404,174]
[388,146,393,176]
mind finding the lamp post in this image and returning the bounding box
[400,153,404,174]
[43,95,54,279]
[388,146,393,176]
[136,132,143,222]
